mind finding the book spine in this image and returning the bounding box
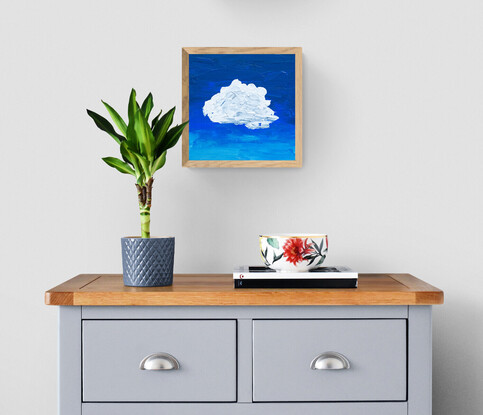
[233,273,358,280]
[234,279,358,289]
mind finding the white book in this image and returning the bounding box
[233,266,358,280]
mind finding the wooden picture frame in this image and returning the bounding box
[182,47,302,168]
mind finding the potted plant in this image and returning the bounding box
[87,89,188,287]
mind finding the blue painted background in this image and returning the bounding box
[189,54,296,161]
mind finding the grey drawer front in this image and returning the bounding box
[253,319,407,402]
[83,320,236,402]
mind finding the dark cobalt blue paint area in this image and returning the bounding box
[189,54,296,161]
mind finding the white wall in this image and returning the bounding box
[1,0,482,413]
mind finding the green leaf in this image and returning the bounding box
[121,139,149,181]
[120,142,142,180]
[151,109,162,128]
[133,109,155,161]
[102,101,127,136]
[307,257,317,266]
[272,253,283,263]
[131,150,151,178]
[120,140,133,166]
[316,255,326,266]
[140,93,154,120]
[151,151,167,173]
[267,238,279,249]
[311,239,320,254]
[125,118,140,153]
[127,89,138,124]
[87,109,125,144]
[159,121,188,153]
[261,247,269,266]
[153,106,175,145]
[136,175,145,186]
[102,157,135,175]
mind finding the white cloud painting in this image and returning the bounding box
[202,79,279,130]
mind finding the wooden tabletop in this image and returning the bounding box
[45,273,443,306]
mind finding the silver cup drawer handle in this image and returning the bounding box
[310,352,351,370]
[139,353,180,370]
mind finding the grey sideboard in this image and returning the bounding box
[46,273,444,415]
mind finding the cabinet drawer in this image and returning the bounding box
[83,320,236,402]
[253,319,406,402]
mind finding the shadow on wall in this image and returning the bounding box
[432,299,483,414]
[216,0,320,10]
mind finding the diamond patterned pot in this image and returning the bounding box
[121,237,175,287]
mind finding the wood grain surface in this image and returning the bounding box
[45,273,443,306]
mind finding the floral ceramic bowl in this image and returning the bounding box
[259,234,328,272]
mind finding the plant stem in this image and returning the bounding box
[136,177,154,238]
[140,208,151,238]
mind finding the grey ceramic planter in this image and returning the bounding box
[121,237,175,287]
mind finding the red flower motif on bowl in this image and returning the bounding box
[283,238,315,265]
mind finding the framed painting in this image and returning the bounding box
[182,47,302,167]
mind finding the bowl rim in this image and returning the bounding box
[259,234,327,238]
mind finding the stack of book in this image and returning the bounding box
[233,266,358,289]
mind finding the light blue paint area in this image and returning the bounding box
[189,54,296,161]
